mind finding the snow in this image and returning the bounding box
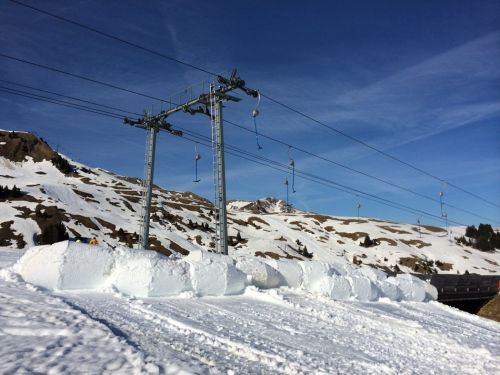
[16,242,114,290]
[236,256,282,289]
[1,249,500,374]
[14,241,438,304]
[265,258,304,287]
[109,248,192,298]
[2,148,500,277]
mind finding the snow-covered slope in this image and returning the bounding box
[1,130,499,275]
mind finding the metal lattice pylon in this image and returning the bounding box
[210,82,228,255]
[138,122,158,249]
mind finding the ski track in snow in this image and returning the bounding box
[1,249,500,374]
[57,288,500,375]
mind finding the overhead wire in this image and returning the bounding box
[0,78,142,116]
[0,87,123,119]
[174,126,468,226]
[223,118,500,225]
[2,77,496,225]
[0,53,176,105]
[0,89,461,226]
[7,0,499,210]
[7,0,218,76]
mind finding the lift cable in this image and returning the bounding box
[0,53,176,106]
[0,87,467,227]
[2,78,497,225]
[178,131,464,227]
[0,78,142,116]
[174,126,468,227]
[0,87,123,119]
[223,119,500,225]
[9,0,499,210]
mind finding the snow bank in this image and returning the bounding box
[186,251,246,296]
[15,242,437,302]
[264,259,303,288]
[109,248,192,297]
[300,261,337,292]
[16,241,114,290]
[236,257,281,289]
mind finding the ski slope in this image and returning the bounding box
[1,249,500,374]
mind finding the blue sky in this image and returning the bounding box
[1,0,499,227]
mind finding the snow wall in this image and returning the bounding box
[15,241,437,302]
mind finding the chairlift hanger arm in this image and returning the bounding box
[123,117,182,136]
[123,117,147,130]
[217,69,258,98]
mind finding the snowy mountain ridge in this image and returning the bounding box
[1,129,499,275]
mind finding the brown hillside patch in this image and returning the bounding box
[304,214,331,224]
[113,175,142,186]
[72,189,99,203]
[0,131,54,162]
[478,295,500,322]
[231,217,269,230]
[14,206,32,219]
[366,263,393,273]
[79,177,108,187]
[194,235,204,246]
[376,237,397,246]
[248,216,270,226]
[435,260,453,271]
[66,227,81,238]
[106,198,121,208]
[0,175,14,178]
[121,195,141,204]
[400,239,431,248]
[121,200,135,212]
[0,131,73,174]
[377,225,411,235]
[484,259,499,266]
[330,218,368,225]
[337,240,345,244]
[2,193,42,204]
[73,189,95,199]
[421,225,446,233]
[254,251,301,260]
[169,240,189,255]
[336,231,368,241]
[175,203,203,213]
[149,237,172,257]
[66,213,99,230]
[289,221,314,234]
[399,256,417,268]
[0,221,26,248]
[399,256,436,273]
[369,218,397,224]
[95,218,116,232]
[324,226,336,232]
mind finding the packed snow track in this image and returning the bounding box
[1,250,500,374]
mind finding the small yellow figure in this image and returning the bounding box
[89,237,98,245]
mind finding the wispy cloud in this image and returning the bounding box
[329,31,500,144]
